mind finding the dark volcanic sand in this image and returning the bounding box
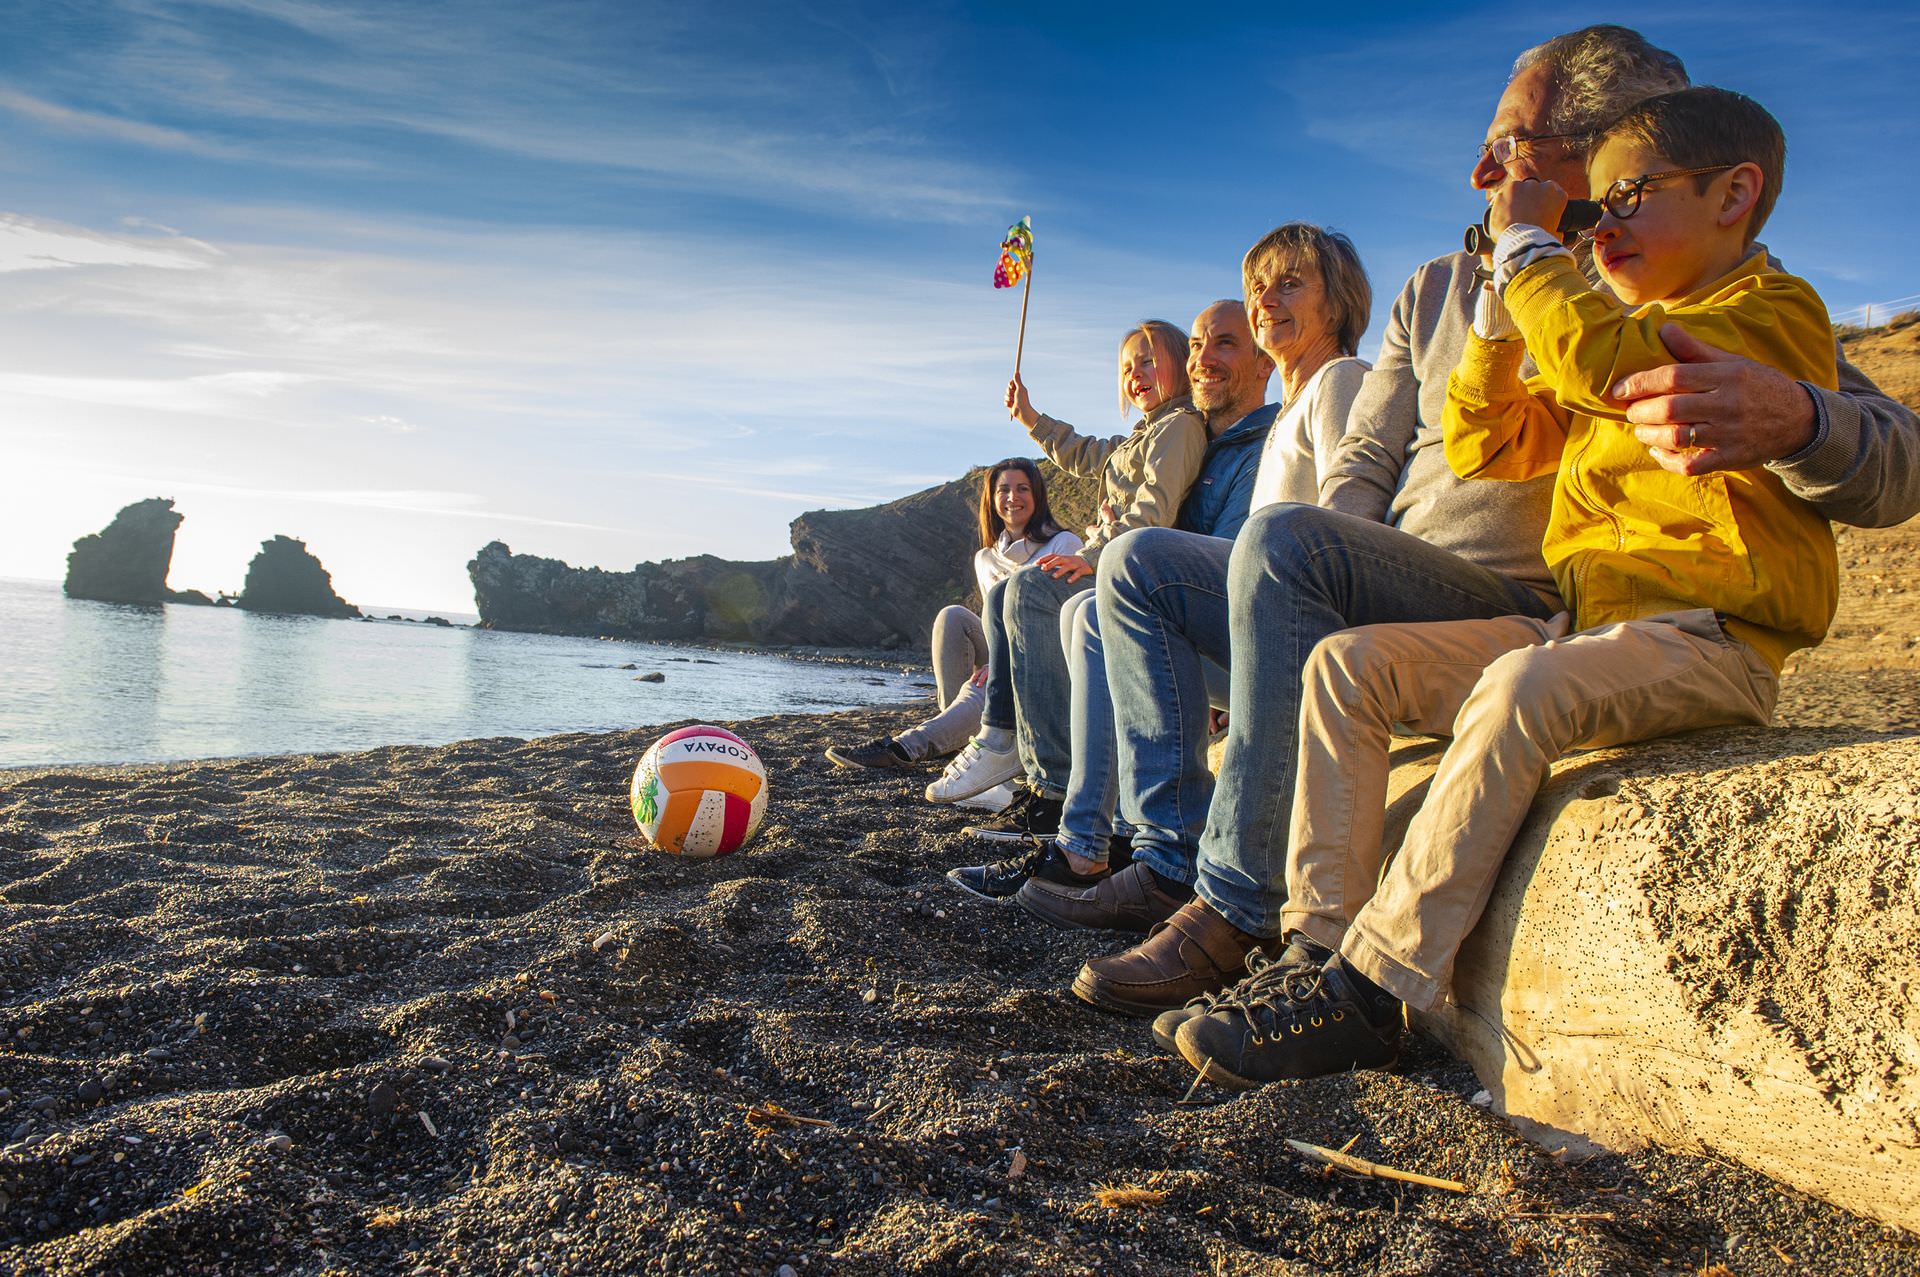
[1,699,1916,1277]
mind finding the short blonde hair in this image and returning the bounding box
[1240,223,1373,357]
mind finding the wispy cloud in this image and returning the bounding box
[0,213,215,273]
[13,0,1006,223]
[0,87,237,157]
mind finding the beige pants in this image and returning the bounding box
[1283,609,1777,1011]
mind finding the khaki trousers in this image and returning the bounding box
[1282,609,1777,1011]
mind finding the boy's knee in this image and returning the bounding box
[933,604,973,631]
[1304,630,1391,702]
[1468,647,1579,742]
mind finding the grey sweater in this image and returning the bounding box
[1321,251,1920,606]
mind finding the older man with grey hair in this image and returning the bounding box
[1037,25,1920,1035]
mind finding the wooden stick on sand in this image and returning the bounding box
[1285,1138,1468,1193]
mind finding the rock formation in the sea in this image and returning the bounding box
[236,536,360,619]
[64,498,184,605]
[469,462,1099,649]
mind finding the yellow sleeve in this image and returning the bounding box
[1503,255,1840,415]
[1443,330,1572,482]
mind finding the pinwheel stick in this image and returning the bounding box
[1014,266,1032,378]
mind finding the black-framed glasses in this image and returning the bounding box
[1477,132,1585,165]
[1600,165,1735,220]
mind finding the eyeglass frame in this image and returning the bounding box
[1598,164,1737,220]
[1476,132,1587,166]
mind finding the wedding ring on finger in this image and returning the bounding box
[1683,424,1698,448]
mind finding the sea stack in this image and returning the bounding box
[64,497,184,605]
[237,535,361,618]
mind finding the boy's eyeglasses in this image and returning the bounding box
[1477,133,1585,165]
[1599,165,1735,220]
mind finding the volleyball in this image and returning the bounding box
[629,725,768,857]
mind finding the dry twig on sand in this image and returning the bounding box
[1284,1139,1467,1193]
[744,1102,833,1132]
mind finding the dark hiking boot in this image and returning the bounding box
[946,840,1106,902]
[1174,955,1401,1088]
[1150,933,1332,1053]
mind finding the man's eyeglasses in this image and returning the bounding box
[1477,133,1585,165]
[1599,165,1735,220]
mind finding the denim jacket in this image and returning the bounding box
[1176,401,1280,541]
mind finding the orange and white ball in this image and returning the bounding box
[629,725,768,857]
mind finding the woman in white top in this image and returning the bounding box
[950,222,1375,900]
[826,457,1080,773]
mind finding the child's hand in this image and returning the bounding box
[1488,178,1568,238]
[1036,553,1093,583]
[1005,376,1040,429]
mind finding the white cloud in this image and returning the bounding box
[0,212,215,274]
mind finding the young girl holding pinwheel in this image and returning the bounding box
[922,320,1209,816]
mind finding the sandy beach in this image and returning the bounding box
[2,516,1918,1275]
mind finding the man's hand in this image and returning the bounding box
[1036,553,1093,583]
[1005,375,1040,428]
[1610,324,1818,476]
[1488,177,1568,238]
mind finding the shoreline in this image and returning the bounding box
[2,703,1915,1275]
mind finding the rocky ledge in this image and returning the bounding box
[470,463,1098,649]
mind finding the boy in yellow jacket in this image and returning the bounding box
[1163,87,1838,1087]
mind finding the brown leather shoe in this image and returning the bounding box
[1015,860,1184,932]
[1071,898,1270,1017]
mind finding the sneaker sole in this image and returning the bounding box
[942,868,1018,903]
[925,757,1026,803]
[1179,1037,1400,1089]
[823,749,911,772]
[961,825,1058,843]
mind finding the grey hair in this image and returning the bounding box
[1511,25,1689,152]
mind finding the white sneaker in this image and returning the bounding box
[954,781,1016,813]
[924,737,1023,803]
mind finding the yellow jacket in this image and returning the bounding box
[1444,251,1838,672]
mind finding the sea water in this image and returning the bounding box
[0,578,929,768]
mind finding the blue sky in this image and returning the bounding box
[2,0,1915,612]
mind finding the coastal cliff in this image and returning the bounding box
[471,462,1099,648]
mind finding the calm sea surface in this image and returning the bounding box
[0,578,928,769]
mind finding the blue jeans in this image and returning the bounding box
[1100,506,1556,936]
[979,575,1015,731]
[1057,589,1225,866]
[1003,564,1093,797]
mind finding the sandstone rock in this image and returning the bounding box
[237,536,360,619]
[64,498,182,605]
[1397,726,1920,1235]
[469,461,1099,649]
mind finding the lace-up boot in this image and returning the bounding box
[1174,956,1401,1088]
[1149,933,1332,1053]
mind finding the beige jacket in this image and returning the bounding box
[1025,394,1207,561]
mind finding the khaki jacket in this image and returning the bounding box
[1026,395,1207,561]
